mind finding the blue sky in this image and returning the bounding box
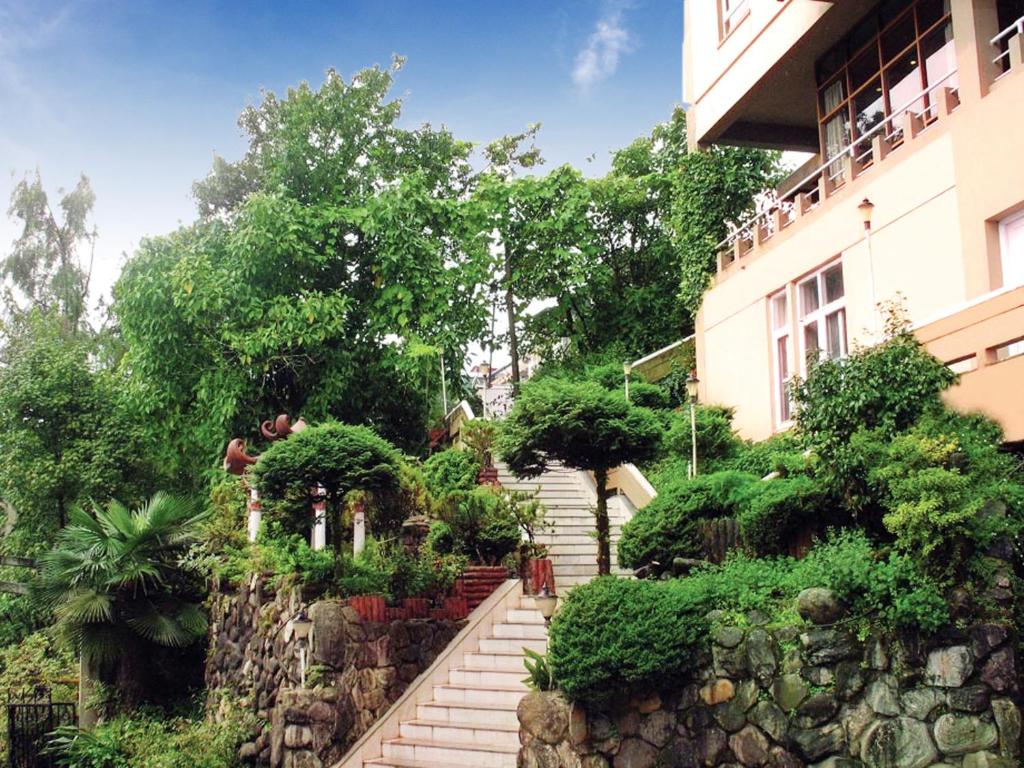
[0,1,683,302]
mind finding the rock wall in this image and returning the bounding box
[206,575,463,767]
[519,613,1022,768]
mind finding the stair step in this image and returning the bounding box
[433,684,529,707]
[381,738,517,767]
[449,667,529,688]
[367,757,483,768]
[504,608,544,624]
[399,720,520,748]
[490,622,547,640]
[463,651,531,672]
[417,702,520,728]
[477,637,547,654]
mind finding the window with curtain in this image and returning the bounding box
[816,0,954,168]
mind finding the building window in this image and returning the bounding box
[770,290,793,424]
[720,0,749,39]
[999,210,1024,288]
[797,262,847,373]
[815,0,955,180]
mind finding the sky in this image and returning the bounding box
[0,0,683,310]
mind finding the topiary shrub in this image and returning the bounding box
[663,404,743,471]
[439,488,522,566]
[736,476,833,556]
[548,576,705,706]
[422,449,481,498]
[725,431,808,477]
[627,382,671,410]
[617,470,759,570]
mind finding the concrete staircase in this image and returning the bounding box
[364,595,544,768]
[497,461,633,589]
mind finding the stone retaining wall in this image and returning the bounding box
[519,611,1021,768]
[206,575,463,767]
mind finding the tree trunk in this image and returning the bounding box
[78,655,99,730]
[595,468,611,576]
[504,250,521,394]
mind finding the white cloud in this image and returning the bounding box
[572,6,633,91]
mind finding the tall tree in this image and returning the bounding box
[496,378,662,575]
[3,172,96,331]
[114,61,493,482]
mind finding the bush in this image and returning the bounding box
[548,577,705,706]
[364,461,431,541]
[737,476,834,556]
[618,471,759,570]
[440,488,522,566]
[725,432,808,478]
[422,450,481,498]
[663,405,742,471]
[627,382,671,411]
[255,524,336,587]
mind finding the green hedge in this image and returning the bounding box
[737,476,833,556]
[422,449,481,498]
[617,471,758,569]
[548,577,705,706]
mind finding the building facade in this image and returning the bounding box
[685,0,1024,442]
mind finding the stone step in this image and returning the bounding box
[463,650,532,672]
[489,622,548,640]
[398,720,520,749]
[449,667,529,689]
[477,636,547,655]
[381,737,517,768]
[432,684,527,708]
[416,701,520,729]
[503,609,545,624]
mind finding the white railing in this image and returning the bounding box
[991,14,1024,70]
[716,69,960,260]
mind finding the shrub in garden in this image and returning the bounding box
[663,404,743,471]
[617,470,758,570]
[725,431,808,478]
[548,577,705,706]
[736,475,834,556]
[626,381,671,410]
[422,449,481,498]
[439,488,522,566]
[497,378,661,574]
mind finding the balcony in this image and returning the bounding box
[916,285,1024,443]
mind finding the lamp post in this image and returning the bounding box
[623,362,632,402]
[686,370,700,478]
[534,581,559,626]
[858,198,877,316]
[289,610,313,688]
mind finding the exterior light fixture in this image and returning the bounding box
[289,609,313,687]
[623,362,633,402]
[534,582,559,626]
[686,370,700,478]
[858,198,875,231]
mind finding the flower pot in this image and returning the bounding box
[461,565,510,609]
[476,465,500,486]
[430,607,448,621]
[386,607,409,622]
[528,558,555,596]
[348,594,386,622]
[444,596,469,621]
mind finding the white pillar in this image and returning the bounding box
[246,486,262,543]
[311,485,327,551]
[353,502,366,557]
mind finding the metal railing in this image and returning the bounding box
[716,69,960,260]
[991,14,1024,71]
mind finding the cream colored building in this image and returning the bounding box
[685,0,1024,443]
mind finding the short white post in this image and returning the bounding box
[311,485,327,551]
[353,501,366,557]
[247,486,262,543]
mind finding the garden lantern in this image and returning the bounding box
[858,197,878,327]
[858,197,875,231]
[686,370,699,477]
[289,609,313,688]
[535,581,558,626]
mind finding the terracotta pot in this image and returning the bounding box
[402,597,430,619]
[444,596,469,621]
[430,607,448,621]
[348,594,387,622]
[528,558,555,596]
[386,607,409,621]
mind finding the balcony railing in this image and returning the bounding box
[992,14,1024,77]
[715,71,961,273]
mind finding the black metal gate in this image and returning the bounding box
[6,696,76,768]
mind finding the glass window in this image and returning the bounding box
[849,47,881,91]
[721,0,749,37]
[917,0,952,32]
[1000,211,1024,288]
[823,265,845,303]
[825,310,846,359]
[772,292,788,330]
[886,50,924,118]
[882,10,916,60]
[799,278,820,317]
[922,22,957,90]
[854,79,886,139]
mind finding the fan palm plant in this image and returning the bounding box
[34,493,208,708]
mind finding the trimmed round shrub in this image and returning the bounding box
[440,488,521,565]
[422,449,481,498]
[548,576,705,705]
[736,476,832,556]
[618,470,759,569]
[627,382,671,410]
[663,405,743,470]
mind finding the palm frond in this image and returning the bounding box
[55,588,114,625]
[125,602,199,648]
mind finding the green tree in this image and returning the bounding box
[253,422,402,558]
[34,494,208,710]
[3,172,96,331]
[0,311,159,549]
[114,62,492,482]
[496,378,661,574]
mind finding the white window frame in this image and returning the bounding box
[797,260,848,376]
[770,289,794,427]
[998,209,1024,289]
[721,0,750,38]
